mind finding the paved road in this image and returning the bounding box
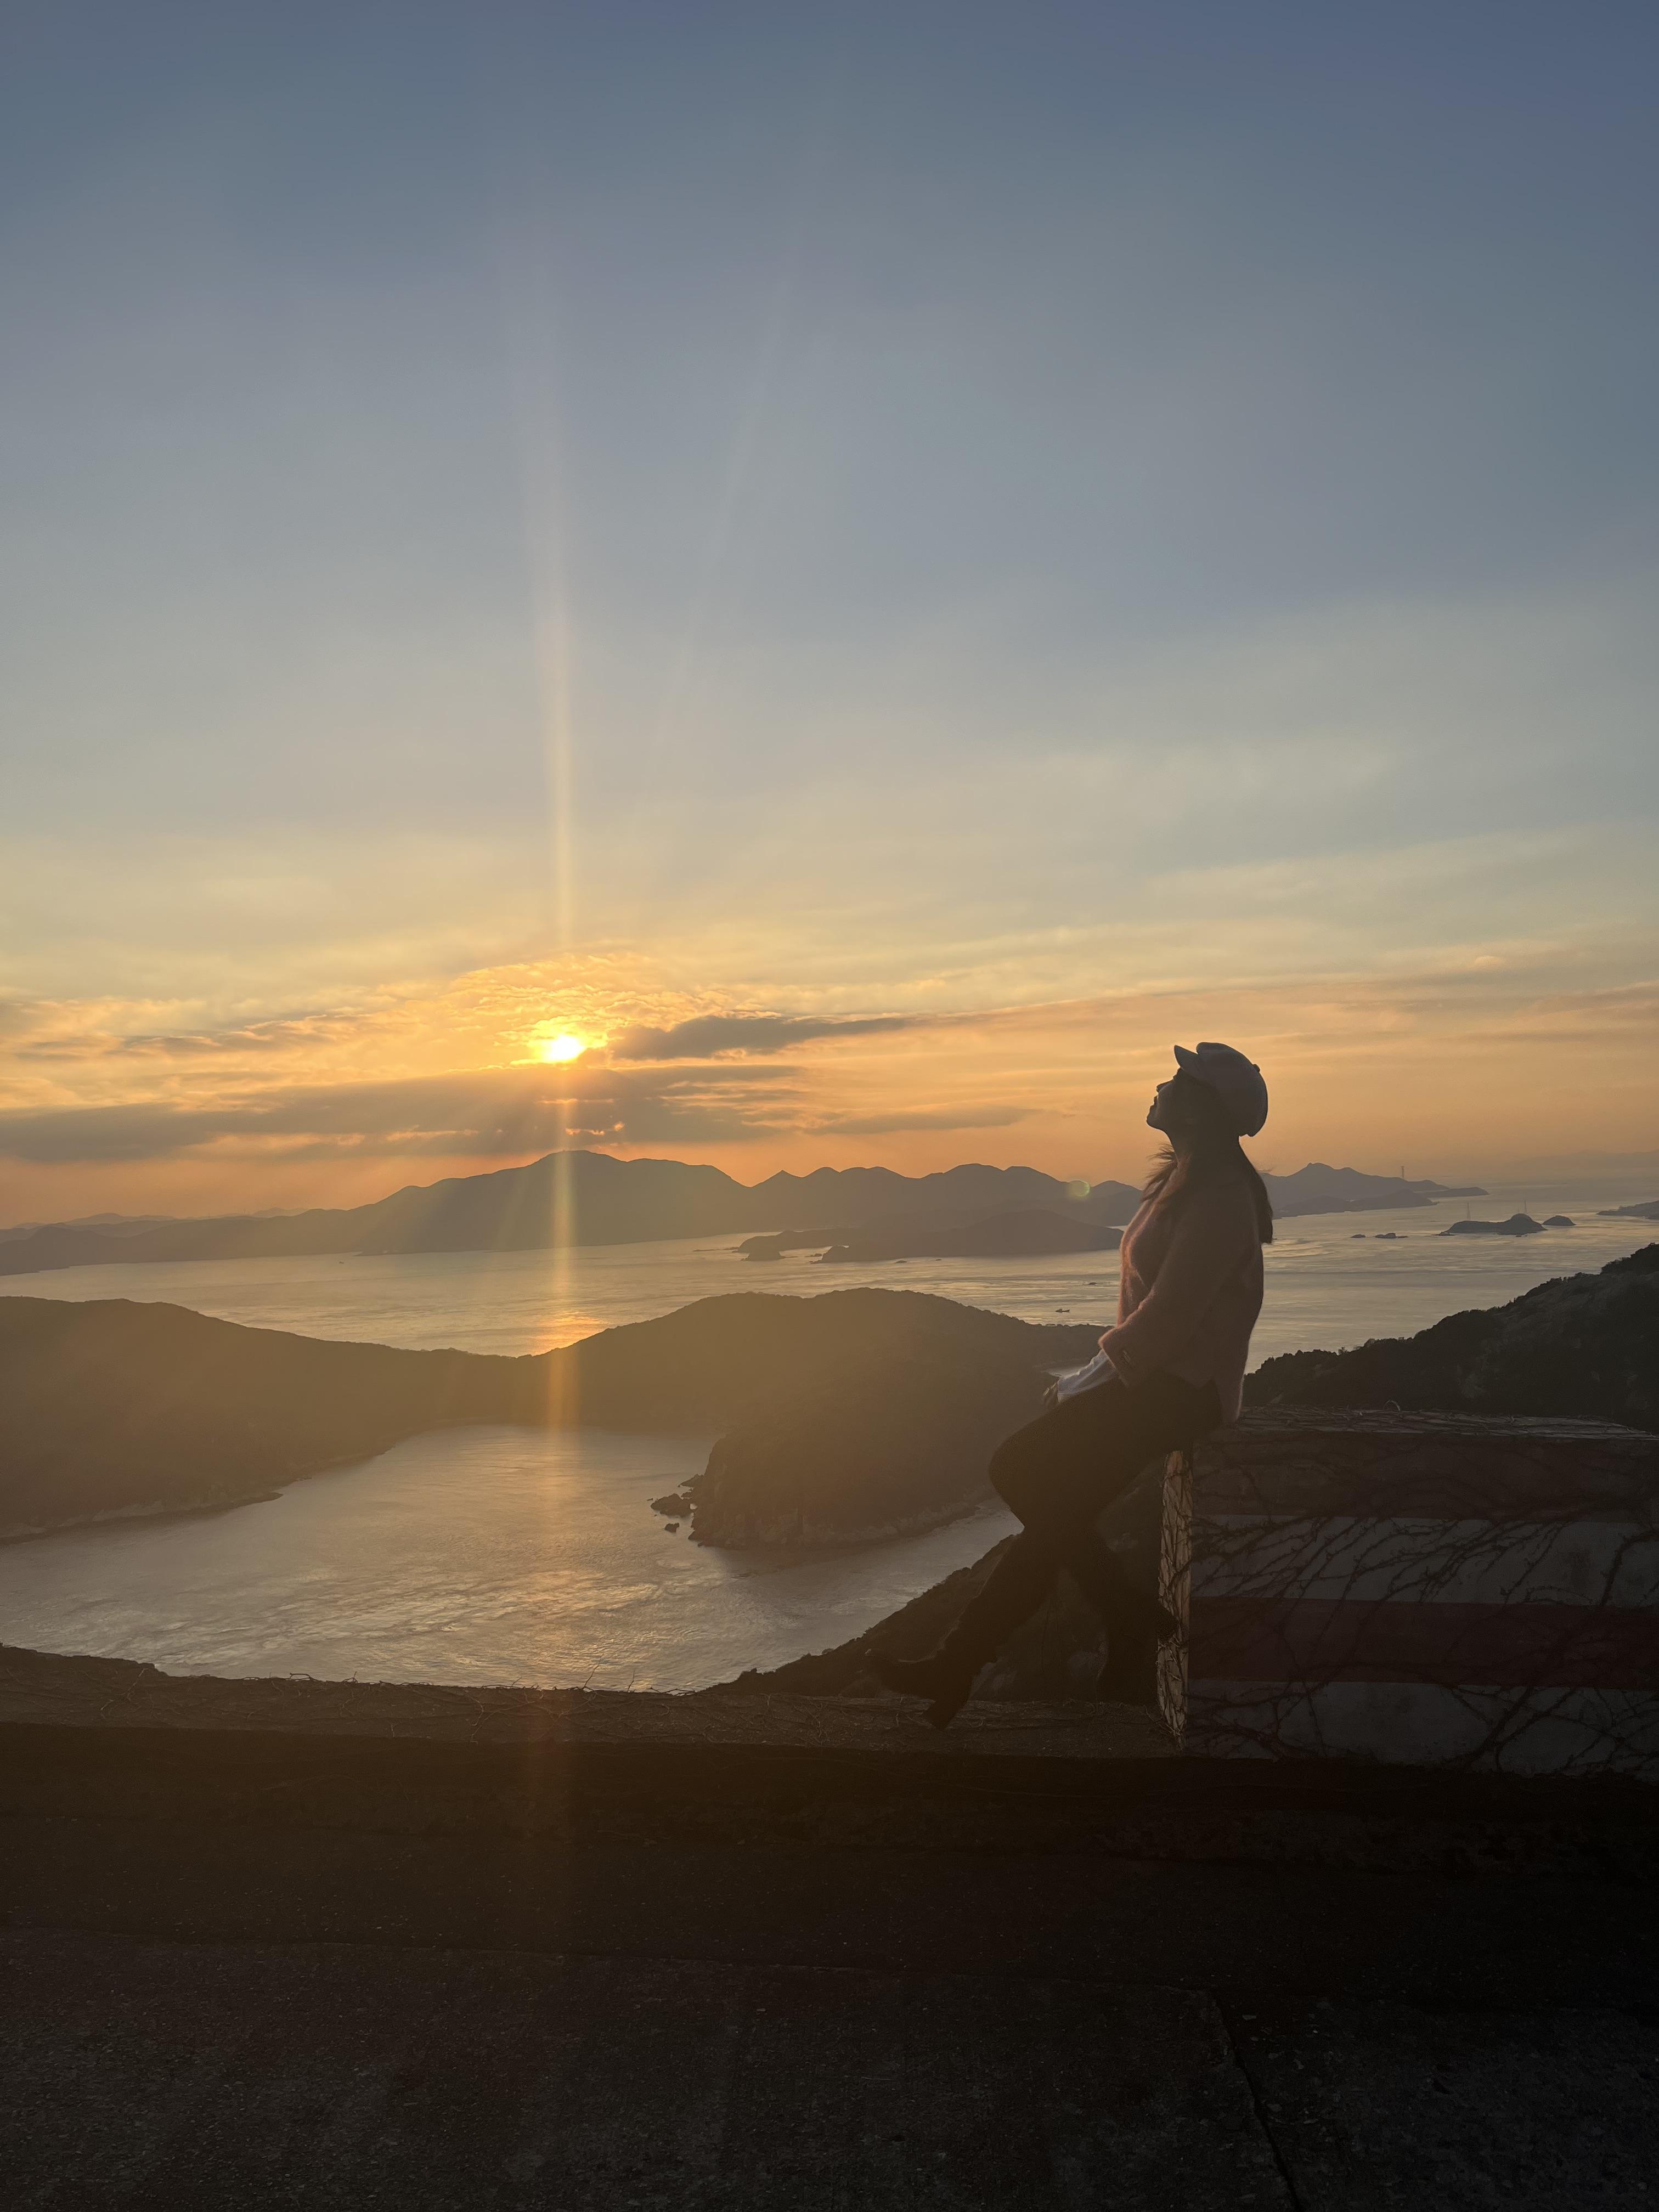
[4,1811,1657,2209]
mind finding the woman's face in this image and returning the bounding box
[1147,1076,1183,1132]
[1148,1070,1207,1135]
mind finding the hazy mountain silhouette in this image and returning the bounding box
[0,1212,181,1245]
[1262,1164,1484,1213]
[0,1151,1483,1278]
[0,1288,1101,1537]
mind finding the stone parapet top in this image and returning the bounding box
[1223,1408,1653,1444]
[0,1642,1175,1762]
[1187,1411,1657,1521]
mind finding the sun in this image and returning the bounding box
[537,1032,588,1064]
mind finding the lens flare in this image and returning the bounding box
[538,1032,587,1064]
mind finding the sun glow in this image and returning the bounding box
[537,1031,588,1064]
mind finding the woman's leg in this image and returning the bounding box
[876,1375,1209,1722]
[938,1379,1172,1657]
[935,1523,1066,1661]
[1068,1525,1175,1638]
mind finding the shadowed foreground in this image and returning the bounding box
[2,1644,1656,2208]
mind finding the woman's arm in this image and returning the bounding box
[1096,1182,1254,1385]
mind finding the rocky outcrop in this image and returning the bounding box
[722,1463,1166,1695]
[1246,1245,1658,1431]
[687,1344,1044,1548]
[735,1229,836,1258]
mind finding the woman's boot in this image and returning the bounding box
[1094,1592,1180,1703]
[872,1528,1054,1728]
[871,1640,983,1729]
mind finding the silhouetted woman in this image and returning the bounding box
[875,1041,1272,1728]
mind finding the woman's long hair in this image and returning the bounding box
[1143,1074,1274,1244]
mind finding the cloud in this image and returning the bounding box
[810,1105,1034,1136]
[9,1013,376,1062]
[0,1063,802,1165]
[7,936,1656,1187]
[610,1012,919,1059]
[112,1014,367,1057]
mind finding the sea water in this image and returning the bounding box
[2,1178,1651,1689]
[0,1426,1017,1693]
[6,1179,1651,1361]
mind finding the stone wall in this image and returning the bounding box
[1158,1409,1659,1776]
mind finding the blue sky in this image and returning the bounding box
[2,2,1655,1211]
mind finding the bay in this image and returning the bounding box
[0,1426,1016,1694]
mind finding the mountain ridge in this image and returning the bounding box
[0,1150,1485,1278]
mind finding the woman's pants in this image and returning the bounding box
[939,1370,1222,1669]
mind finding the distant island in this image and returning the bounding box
[1261,1164,1486,1214]
[1442,1213,1547,1238]
[0,1150,1490,1279]
[816,1209,1120,1263]
[736,1199,1133,1265]
[0,1155,1136,1279]
[1601,1199,1659,1222]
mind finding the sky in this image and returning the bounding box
[2,0,1656,1221]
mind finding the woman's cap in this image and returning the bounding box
[1172,1041,1268,1136]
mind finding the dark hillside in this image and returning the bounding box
[1246,1245,1659,1431]
[687,1345,1046,1547]
[0,1290,1102,1536]
[541,1289,1100,1429]
[0,1298,527,1534]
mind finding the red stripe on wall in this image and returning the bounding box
[1188,1596,1659,1690]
